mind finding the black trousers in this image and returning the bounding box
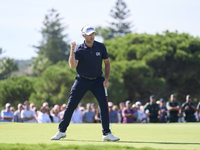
[58,75,111,135]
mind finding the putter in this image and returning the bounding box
[105,88,112,131]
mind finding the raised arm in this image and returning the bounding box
[68,42,78,69]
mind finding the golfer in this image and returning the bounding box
[51,26,120,141]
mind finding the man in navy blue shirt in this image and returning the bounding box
[182,95,197,122]
[51,26,120,141]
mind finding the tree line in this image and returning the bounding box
[1,31,200,108]
[0,0,200,108]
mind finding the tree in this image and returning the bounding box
[31,55,52,76]
[0,57,18,77]
[29,61,76,107]
[104,31,200,104]
[0,75,35,107]
[95,26,114,41]
[108,0,133,37]
[34,8,70,65]
[95,0,133,40]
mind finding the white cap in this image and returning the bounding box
[81,26,95,35]
[5,103,11,107]
[108,102,113,107]
[79,107,85,111]
[125,100,131,105]
[135,101,141,106]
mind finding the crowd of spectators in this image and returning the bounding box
[1,94,200,123]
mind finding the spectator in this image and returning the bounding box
[144,95,160,123]
[21,101,35,123]
[33,107,39,123]
[135,101,148,123]
[159,98,167,123]
[182,95,197,122]
[46,107,54,123]
[59,104,67,120]
[37,106,51,123]
[14,103,23,122]
[10,107,15,113]
[91,103,96,112]
[112,105,121,123]
[196,101,200,122]
[30,103,35,110]
[166,94,180,123]
[94,106,101,123]
[82,103,95,123]
[42,102,49,108]
[91,103,99,123]
[119,102,125,123]
[108,102,118,123]
[122,100,135,123]
[1,103,14,122]
[79,106,85,116]
[78,103,83,109]
[71,107,82,123]
[52,107,61,123]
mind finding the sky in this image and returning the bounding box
[0,0,200,60]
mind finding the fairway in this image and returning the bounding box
[0,123,200,150]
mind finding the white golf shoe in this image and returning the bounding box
[51,131,66,140]
[103,133,120,141]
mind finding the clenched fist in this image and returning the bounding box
[71,42,76,51]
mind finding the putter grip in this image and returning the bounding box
[105,88,108,96]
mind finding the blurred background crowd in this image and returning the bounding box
[1,94,200,123]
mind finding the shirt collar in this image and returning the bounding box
[83,41,96,49]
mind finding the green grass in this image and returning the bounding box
[0,123,200,150]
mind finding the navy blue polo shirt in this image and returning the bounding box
[74,40,109,78]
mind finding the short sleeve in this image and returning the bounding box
[197,102,200,109]
[181,103,185,109]
[166,102,169,108]
[74,49,80,60]
[102,44,109,59]
[1,110,4,117]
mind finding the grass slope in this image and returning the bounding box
[0,123,199,150]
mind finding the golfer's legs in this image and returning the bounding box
[90,77,111,135]
[59,78,88,132]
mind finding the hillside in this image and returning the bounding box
[12,59,33,76]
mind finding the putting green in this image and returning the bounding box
[0,123,199,150]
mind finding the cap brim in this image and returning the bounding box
[85,31,95,35]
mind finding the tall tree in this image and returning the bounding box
[109,0,133,37]
[95,0,133,40]
[34,9,70,65]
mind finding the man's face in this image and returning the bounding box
[6,106,11,112]
[160,101,165,107]
[126,103,131,108]
[171,96,176,102]
[84,33,95,44]
[150,98,156,103]
[87,104,91,111]
[136,104,140,109]
[25,102,30,110]
[18,105,23,111]
[186,97,191,103]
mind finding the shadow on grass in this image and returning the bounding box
[59,139,200,145]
